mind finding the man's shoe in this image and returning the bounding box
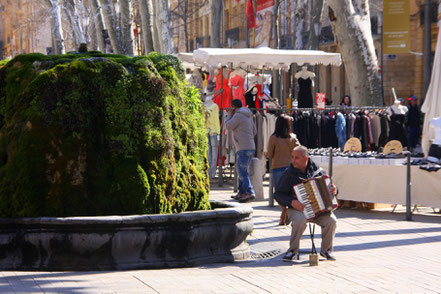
[231,193,242,200]
[320,250,336,261]
[238,193,255,203]
[282,251,299,262]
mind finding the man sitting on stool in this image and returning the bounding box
[274,145,338,261]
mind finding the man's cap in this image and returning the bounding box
[408,95,417,101]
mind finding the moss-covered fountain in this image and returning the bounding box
[0,52,252,270]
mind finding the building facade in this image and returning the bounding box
[171,0,438,106]
[1,0,438,106]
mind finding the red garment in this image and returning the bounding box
[229,74,246,106]
[214,69,231,110]
[255,83,262,108]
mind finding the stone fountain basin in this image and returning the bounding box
[0,201,253,270]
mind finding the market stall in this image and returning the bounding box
[193,47,342,69]
[191,47,342,190]
[181,48,441,214]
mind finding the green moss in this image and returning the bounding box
[0,53,210,217]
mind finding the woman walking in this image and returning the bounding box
[267,115,300,225]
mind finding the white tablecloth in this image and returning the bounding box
[310,156,441,209]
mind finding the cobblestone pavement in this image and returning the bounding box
[1,182,441,293]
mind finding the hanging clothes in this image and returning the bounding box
[297,78,313,108]
[244,86,258,110]
[389,113,408,148]
[335,112,347,150]
[213,68,231,110]
[248,74,265,108]
[378,112,390,148]
[229,74,246,106]
[369,112,382,149]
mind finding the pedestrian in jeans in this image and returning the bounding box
[225,99,256,202]
[267,115,299,225]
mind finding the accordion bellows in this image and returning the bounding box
[293,175,339,220]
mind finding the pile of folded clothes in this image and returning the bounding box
[404,158,441,172]
[308,148,405,159]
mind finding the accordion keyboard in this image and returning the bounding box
[293,175,338,220]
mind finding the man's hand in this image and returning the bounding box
[329,184,338,196]
[291,200,305,211]
[227,108,235,116]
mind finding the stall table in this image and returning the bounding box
[310,155,441,209]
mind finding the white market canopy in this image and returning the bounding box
[421,10,441,155]
[175,52,198,70]
[193,47,342,69]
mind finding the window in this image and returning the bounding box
[240,4,245,27]
[225,10,230,30]
[371,17,378,35]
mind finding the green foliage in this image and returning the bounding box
[0,53,210,217]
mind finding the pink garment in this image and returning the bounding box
[229,74,246,105]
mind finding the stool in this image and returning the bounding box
[297,223,317,259]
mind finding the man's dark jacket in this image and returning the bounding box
[274,159,326,208]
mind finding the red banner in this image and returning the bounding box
[254,0,273,47]
[246,0,255,28]
[256,0,274,10]
[316,93,326,110]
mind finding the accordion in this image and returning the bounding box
[293,175,338,220]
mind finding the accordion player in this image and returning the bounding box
[293,175,339,221]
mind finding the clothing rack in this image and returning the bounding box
[291,106,389,111]
[220,105,389,111]
[216,105,390,187]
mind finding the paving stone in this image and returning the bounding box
[2,182,441,292]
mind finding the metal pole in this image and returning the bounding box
[406,151,412,221]
[233,153,238,193]
[380,15,384,105]
[329,148,333,178]
[423,0,432,104]
[269,158,274,206]
[218,68,225,187]
[218,111,223,187]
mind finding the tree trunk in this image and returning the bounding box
[154,0,174,53]
[120,0,135,55]
[271,0,282,49]
[100,0,123,54]
[184,17,189,52]
[151,0,161,52]
[63,0,86,50]
[327,0,382,106]
[138,0,155,53]
[47,0,65,54]
[306,0,323,50]
[210,0,222,48]
[293,0,307,50]
[90,18,99,51]
[91,0,106,52]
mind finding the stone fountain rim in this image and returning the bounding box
[0,200,253,225]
